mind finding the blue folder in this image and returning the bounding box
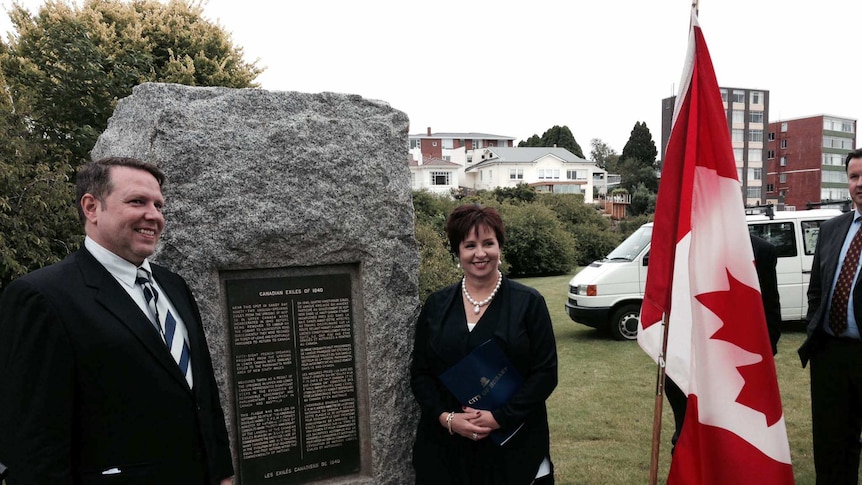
[439,339,525,445]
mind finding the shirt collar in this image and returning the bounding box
[84,236,153,289]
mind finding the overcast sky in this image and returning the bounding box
[1,0,860,155]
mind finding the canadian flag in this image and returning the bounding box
[637,8,795,484]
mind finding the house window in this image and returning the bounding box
[749,111,764,124]
[410,139,421,150]
[537,169,560,180]
[749,168,762,180]
[472,139,481,149]
[780,156,787,167]
[779,173,787,183]
[766,183,774,192]
[442,139,454,149]
[824,118,856,133]
[768,150,775,159]
[734,148,744,161]
[509,168,524,180]
[732,110,744,124]
[430,171,451,186]
[781,122,787,132]
[732,129,744,142]
[732,90,745,103]
[746,186,761,198]
[750,91,763,105]
[566,169,587,180]
[780,139,788,149]
[748,149,763,162]
[768,132,775,141]
[823,136,854,150]
[720,89,728,104]
[823,153,844,166]
[822,171,847,183]
[432,141,438,147]
[749,130,764,143]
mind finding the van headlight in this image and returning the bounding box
[578,284,597,296]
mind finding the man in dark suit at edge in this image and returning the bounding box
[800,148,862,485]
[0,157,234,484]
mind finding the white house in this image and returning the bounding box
[408,154,464,195]
[466,147,606,203]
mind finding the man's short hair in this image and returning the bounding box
[76,157,165,224]
[844,149,862,170]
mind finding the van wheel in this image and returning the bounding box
[610,304,640,341]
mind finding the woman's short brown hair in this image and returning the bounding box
[445,204,506,255]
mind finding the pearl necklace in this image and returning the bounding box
[462,271,503,315]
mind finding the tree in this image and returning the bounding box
[617,157,658,194]
[0,0,262,290]
[620,121,658,168]
[518,125,585,158]
[492,183,536,205]
[590,138,619,172]
[2,0,262,169]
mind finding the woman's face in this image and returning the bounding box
[458,224,500,281]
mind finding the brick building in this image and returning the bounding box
[766,115,857,210]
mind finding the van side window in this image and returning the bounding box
[801,220,825,256]
[748,222,797,258]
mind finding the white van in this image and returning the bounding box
[565,209,843,340]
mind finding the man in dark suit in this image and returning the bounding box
[799,148,862,484]
[665,233,782,449]
[0,157,234,484]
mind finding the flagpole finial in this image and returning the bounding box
[692,0,699,15]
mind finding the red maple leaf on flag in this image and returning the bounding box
[695,269,783,426]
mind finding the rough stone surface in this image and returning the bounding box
[92,83,419,484]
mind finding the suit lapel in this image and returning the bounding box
[76,250,192,392]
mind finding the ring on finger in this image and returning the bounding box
[471,432,478,440]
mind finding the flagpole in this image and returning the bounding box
[648,312,671,485]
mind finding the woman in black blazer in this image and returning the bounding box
[410,204,558,484]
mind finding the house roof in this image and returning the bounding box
[409,132,516,141]
[407,157,461,168]
[468,147,592,170]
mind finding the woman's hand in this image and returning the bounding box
[462,406,500,431]
[439,410,493,441]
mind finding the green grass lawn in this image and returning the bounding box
[516,273,820,485]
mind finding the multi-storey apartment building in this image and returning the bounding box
[408,128,515,162]
[765,115,857,210]
[662,87,769,206]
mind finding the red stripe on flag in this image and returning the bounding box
[669,396,795,485]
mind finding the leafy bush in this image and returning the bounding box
[537,193,610,232]
[629,183,657,216]
[501,203,577,276]
[414,219,461,302]
[412,190,457,232]
[617,214,653,238]
[570,224,623,266]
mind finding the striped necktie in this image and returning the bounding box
[136,267,193,388]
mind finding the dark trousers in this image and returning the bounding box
[664,376,687,452]
[810,335,862,485]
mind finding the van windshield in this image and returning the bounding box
[606,225,652,261]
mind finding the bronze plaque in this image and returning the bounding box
[225,273,360,484]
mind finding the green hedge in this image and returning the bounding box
[411,189,651,295]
